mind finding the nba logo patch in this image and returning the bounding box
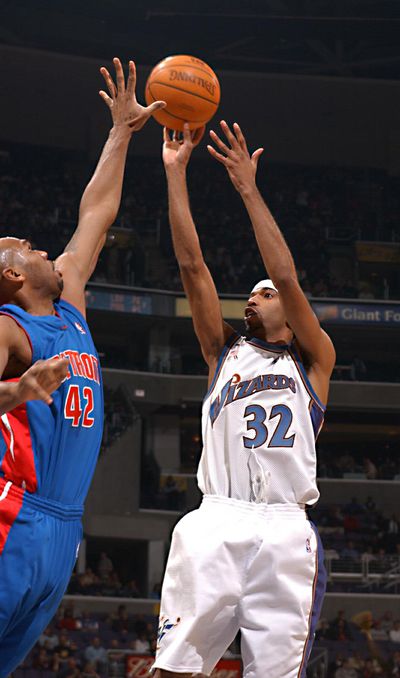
[228,345,239,361]
[306,538,312,553]
[74,322,86,335]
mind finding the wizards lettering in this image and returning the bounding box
[210,373,296,425]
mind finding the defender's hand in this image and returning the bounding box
[99,58,166,132]
[16,358,70,405]
[162,123,205,171]
[207,120,264,193]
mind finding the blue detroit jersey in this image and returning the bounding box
[0,299,104,505]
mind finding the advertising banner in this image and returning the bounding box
[312,302,400,326]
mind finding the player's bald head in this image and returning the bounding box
[0,237,25,271]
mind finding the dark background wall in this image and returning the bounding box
[1,44,399,171]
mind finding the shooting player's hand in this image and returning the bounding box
[162,123,205,171]
[207,120,264,194]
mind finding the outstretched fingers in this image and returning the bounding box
[220,120,240,150]
[251,147,264,168]
[209,129,231,157]
[100,66,117,99]
[233,122,248,151]
[99,90,113,108]
[207,143,228,165]
[113,57,126,94]
[126,60,136,97]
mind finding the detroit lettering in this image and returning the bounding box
[51,351,100,384]
[210,374,296,426]
[169,70,215,97]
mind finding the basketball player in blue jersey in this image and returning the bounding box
[153,122,336,678]
[0,58,165,675]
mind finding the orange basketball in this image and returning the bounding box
[145,55,220,131]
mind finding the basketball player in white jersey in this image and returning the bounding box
[153,121,336,678]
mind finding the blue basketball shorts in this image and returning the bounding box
[0,477,83,677]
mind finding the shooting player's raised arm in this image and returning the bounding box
[163,125,234,385]
[208,121,335,404]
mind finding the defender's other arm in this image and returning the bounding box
[0,317,69,414]
[163,125,234,384]
[57,58,165,316]
[208,121,335,403]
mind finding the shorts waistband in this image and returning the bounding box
[0,477,83,520]
[202,494,306,516]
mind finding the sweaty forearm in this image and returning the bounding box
[240,184,297,284]
[166,168,204,269]
[79,125,132,226]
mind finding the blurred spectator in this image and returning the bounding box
[81,662,100,678]
[59,605,82,631]
[334,657,359,677]
[57,657,81,678]
[328,611,354,641]
[111,604,133,634]
[38,624,59,649]
[389,621,400,643]
[84,636,108,671]
[364,457,378,480]
[97,552,114,580]
[132,632,151,654]
[32,646,59,670]
[55,632,77,663]
[341,541,360,560]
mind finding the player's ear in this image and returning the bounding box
[0,267,25,305]
[2,267,26,284]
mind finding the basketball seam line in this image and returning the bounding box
[147,84,213,123]
[148,80,219,106]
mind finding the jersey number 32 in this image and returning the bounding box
[243,404,295,449]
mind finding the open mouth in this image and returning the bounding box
[244,307,257,319]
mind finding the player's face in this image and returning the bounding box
[244,287,287,336]
[0,237,63,297]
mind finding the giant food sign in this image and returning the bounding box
[126,655,242,677]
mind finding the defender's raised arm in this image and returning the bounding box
[56,58,165,316]
[162,124,234,383]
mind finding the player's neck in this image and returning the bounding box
[11,290,56,316]
[252,327,293,345]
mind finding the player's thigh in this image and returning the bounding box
[240,518,326,678]
[161,502,251,615]
[0,505,36,638]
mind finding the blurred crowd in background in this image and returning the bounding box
[12,602,400,678]
[0,144,399,300]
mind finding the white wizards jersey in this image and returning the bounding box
[198,333,325,506]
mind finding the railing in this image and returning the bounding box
[325,556,400,591]
[307,647,328,678]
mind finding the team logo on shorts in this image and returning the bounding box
[157,616,181,646]
[306,538,312,553]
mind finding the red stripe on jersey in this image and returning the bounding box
[0,479,24,555]
[0,399,38,493]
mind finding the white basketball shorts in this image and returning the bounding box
[153,495,326,678]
